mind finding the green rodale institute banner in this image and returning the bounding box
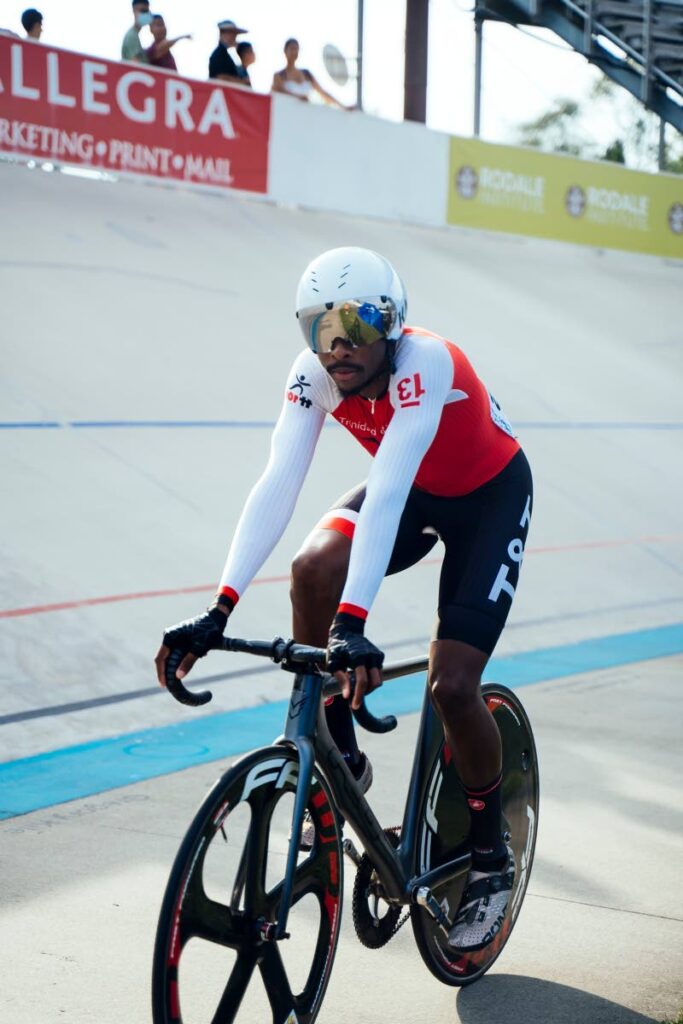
[448,136,683,259]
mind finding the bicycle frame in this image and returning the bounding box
[273,660,472,939]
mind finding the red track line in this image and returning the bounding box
[525,533,683,555]
[1,532,681,621]
[0,574,289,620]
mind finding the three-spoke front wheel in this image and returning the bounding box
[152,746,343,1024]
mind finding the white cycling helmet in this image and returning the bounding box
[295,246,407,354]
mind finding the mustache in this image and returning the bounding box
[327,361,363,373]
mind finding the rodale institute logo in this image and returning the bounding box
[668,202,683,235]
[456,165,478,199]
[456,163,544,214]
[565,182,652,232]
[565,185,586,218]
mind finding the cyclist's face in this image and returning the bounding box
[318,338,388,393]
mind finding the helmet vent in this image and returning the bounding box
[337,263,351,289]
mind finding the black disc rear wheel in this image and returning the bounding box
[411,683,539,986]
[152,745,343,1023]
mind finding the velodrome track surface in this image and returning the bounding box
[1,160,682,1021]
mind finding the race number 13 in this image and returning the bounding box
[397,373,426,407]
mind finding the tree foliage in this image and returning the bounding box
[514,74,682,173]
[603,139,625,163]
[517,99,584,155]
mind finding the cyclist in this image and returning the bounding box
[154,247,533,951]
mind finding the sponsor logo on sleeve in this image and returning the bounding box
[287,373,312,408]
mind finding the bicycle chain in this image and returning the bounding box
[351,827,411,948]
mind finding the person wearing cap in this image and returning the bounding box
[21,8,43,39]
[146,14,192,72]
[122,0,152,63]
[209,19,247,82]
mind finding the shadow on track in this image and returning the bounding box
[457,974,659,1023]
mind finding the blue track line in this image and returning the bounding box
[1,420,683,431]
[1,623,681,820]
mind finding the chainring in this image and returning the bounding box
[351,827,408,949]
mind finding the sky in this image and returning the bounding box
[3,0,666,156]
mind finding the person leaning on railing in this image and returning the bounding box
[271,37,349,108]
[121,0,152,63]
[146,13,192,72]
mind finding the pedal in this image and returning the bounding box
[414,887,452,937]
[342,837,363,867]
[258,920,290,942]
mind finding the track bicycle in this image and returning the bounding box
[152,635,539,1023]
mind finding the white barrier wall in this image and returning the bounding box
[268,93,450,226]
[3,36,677,255]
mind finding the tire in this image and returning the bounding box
[152,745,343,1023]
[411,683,539,986]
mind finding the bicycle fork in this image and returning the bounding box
[267,669,326,941]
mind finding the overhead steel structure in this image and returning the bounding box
[473,0,683,133]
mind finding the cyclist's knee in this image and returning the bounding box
[290,534,349,605]
[429,666,481,718]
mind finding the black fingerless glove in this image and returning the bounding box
[163,603,229,659]
[327,612,384,675]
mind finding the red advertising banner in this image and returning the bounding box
[0,36,271,192]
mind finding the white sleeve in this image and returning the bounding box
[218,353,326,599]
[339,341,453,617]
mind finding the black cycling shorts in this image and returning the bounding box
[322,449,533,656]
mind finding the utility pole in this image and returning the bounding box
[357,0,364,110]
[404,0,429,123]
[473,11,483,136]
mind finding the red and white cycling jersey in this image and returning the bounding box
[219,328,519,619]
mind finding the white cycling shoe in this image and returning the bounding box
[448,847,516,951]
[297,753,373,851]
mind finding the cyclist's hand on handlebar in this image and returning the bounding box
[155,602,230,688]
[327,612,384,711]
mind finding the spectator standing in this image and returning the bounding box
[146,14,191,71]
[236,41,255,87]
[208,19,246,82]
[21,8,42,39]
[121,0,152,63]
[272,38,346,107]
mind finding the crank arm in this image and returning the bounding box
[342,837,363,868]
[414,886,453,937]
